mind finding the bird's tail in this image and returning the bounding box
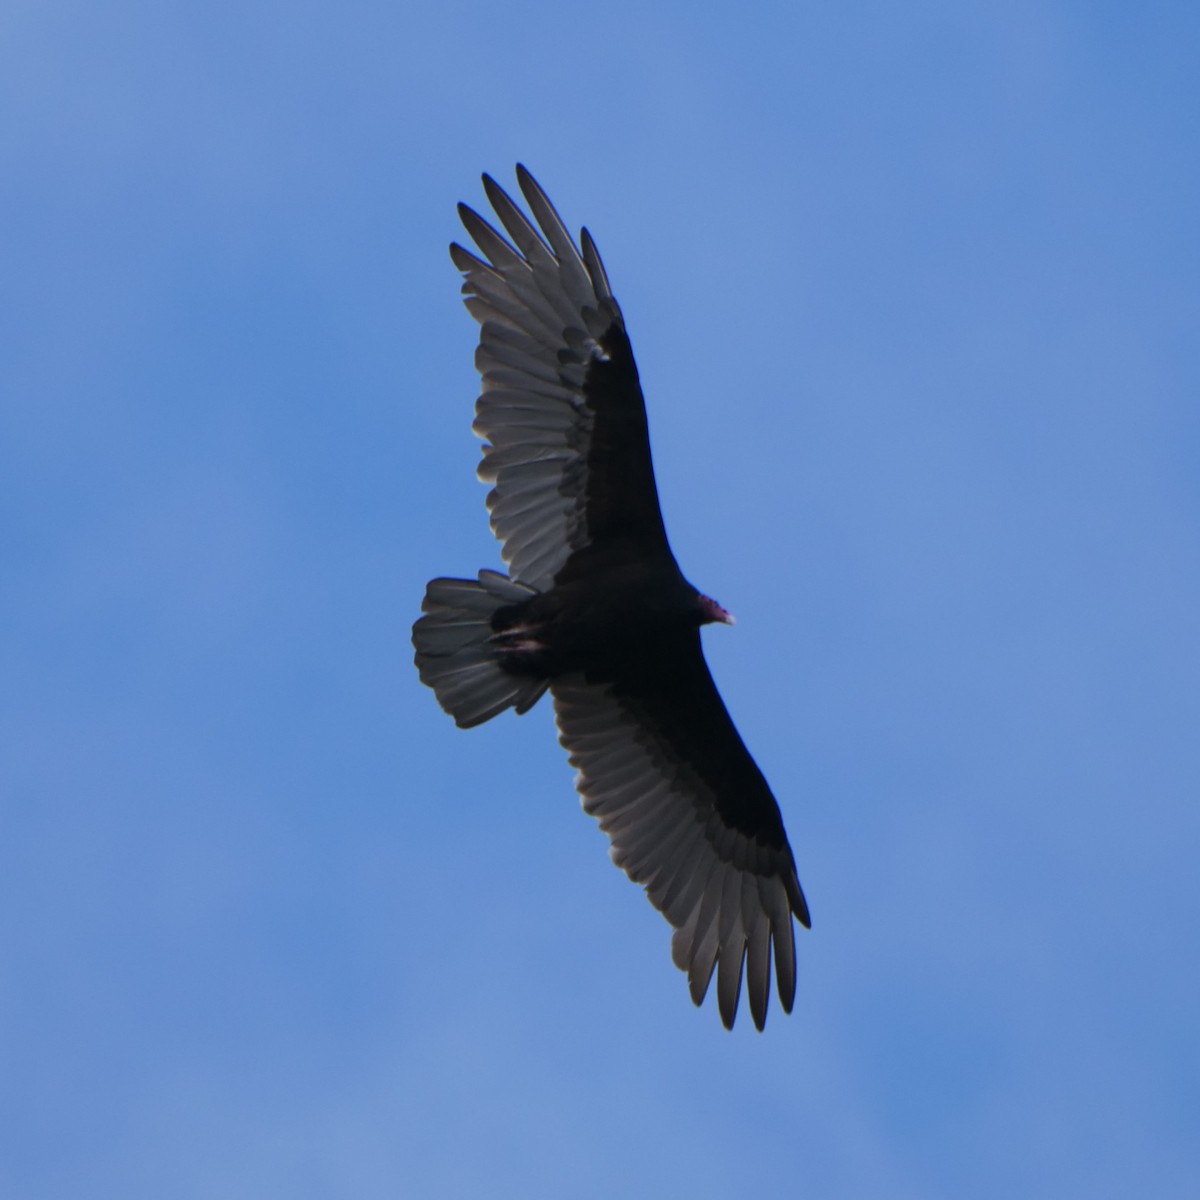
[412,569,549,728]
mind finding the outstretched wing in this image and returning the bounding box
[552,632,810,1031]
[452,166,674,592]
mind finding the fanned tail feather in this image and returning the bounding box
[413,570,548,728]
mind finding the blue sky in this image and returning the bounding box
[3,2,1198,1196]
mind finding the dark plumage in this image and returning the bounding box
[413,167,809,1030]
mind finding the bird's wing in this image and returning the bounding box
[551,632,810,1030]
[452,166,673,592]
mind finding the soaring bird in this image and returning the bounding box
[413,167,809,1029]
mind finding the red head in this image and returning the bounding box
[698,593,736,626]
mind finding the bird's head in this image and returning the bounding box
[696,592,735,627]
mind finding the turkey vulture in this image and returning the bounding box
[413,167,810,1030]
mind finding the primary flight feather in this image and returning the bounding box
[413,166,809,1030]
